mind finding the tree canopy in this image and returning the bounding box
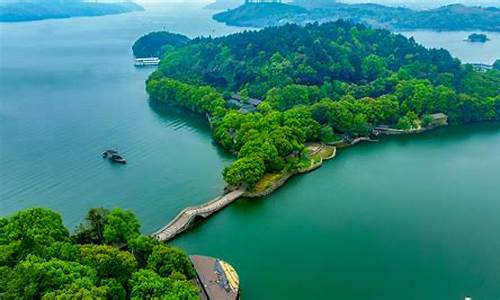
[0,208,198,299]
[132,31,190,58]
[144,21,500,186]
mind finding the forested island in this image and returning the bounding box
[144,21,500,187]
[132,32,190,58]
[213,2,500,31]
[0,0,143,22]
[0,207,198,298]
[467,33,490,42]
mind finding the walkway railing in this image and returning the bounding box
[152,187,246,242]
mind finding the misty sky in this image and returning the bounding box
[342,0,500,8]
[133,0,500,9]
[1,0,498,9]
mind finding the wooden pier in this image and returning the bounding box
[152,187,246,242]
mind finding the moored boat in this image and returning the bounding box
[134,57,160,67]
[102,150,127,164]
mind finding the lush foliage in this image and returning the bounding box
[145,21,500,186]
[0,208,198,299]
[214,2,500,32]
[132,31,190,58]
[0,0,144,22]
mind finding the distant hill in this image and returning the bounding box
[214,2,500,31]
[291,0,338,8]
[0,0,144,22]
[213,2,307,27]
[205,0,243,10]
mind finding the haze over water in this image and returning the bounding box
[402,31,500,65]
[1,2,500,299]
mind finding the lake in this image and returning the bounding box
[1,3,500,299]
[174,123,500,299]
[0,2,245,230]
[401,30,500,64]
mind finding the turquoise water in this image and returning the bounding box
[2,3,500,299]
[174,123,500,299]
[0,2,245,231]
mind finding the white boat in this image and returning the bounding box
[134,57,160,67]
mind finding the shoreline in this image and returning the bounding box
[243,143,337,198]
[151,102,449,242]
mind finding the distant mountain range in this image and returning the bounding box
[213,2,500,31]
[204,0,243,10]
[0,0,144,22]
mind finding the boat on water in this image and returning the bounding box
[134,57,160,67]
[102,150,127,164]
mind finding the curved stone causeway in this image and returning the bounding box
[152,187,247,242]
[152,144,337,242]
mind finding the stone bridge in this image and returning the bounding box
[152,187,246,242]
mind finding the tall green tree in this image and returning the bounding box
[73,208,109,245]
[79,245,137,285]
[1,208,68,265]
[129,269,198,300]
[103,208,140,246]
[5,255,97,299]
[223,156,266,186]
[147,245,196,279]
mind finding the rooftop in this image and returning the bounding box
[231,94,262,107]
[190,255,240,300]
[430,113,448,119]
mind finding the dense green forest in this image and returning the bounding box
[213,2,500,31]
[0,208,198,299]
[133,32,190,58]
[0,0,143,22]
[145,21,500,186]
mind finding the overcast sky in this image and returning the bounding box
[1,0,498,9]
[132,0,500,8]
[342,0,500,8]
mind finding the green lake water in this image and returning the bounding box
[1,2,500,299]
[174,123,500,299]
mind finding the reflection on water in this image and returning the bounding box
[148,99,231,158]
[148,100,210,132]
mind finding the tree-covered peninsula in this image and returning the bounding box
[0,207,198,299]
[145,21,500,187]
[132,32,190,58]
[213,2,500,32]
[0,0,143,22]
